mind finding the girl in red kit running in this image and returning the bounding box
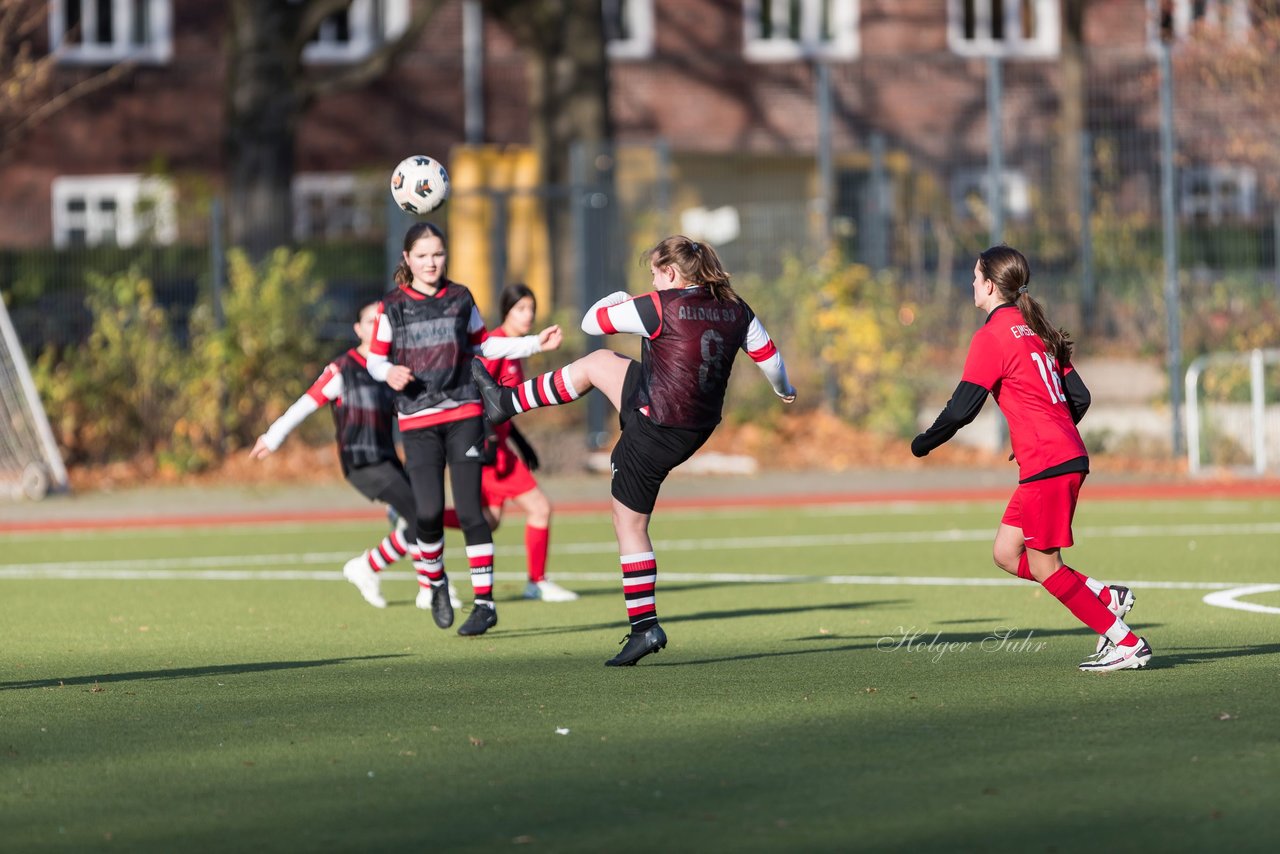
[251,301,460,611]
[473,236,796,666]
[444,283,579,602]
[911,245,1151,672]
[367,222,562,637]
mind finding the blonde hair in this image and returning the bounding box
[979,245,1073,364]
[648,235,740,303]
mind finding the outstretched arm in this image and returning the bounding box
[910,381,989,457]
[743,315,796,402]
[581,291,662,338]
[251,366,343,458]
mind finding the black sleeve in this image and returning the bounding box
[911,380,990,458]
[507,423,539,472]
[1062,368,1091,424]
[634,292,662,336]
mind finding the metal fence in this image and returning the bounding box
[4,46,1279,456]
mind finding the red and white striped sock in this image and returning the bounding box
[526,524,549,583]
[415,538,445,590]
[621,551,658,633]
[366,527,411,573]
[466,542,495,602]
[506,367,581,415]
[1042,567,1137,647]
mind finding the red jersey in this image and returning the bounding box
[961,305,1087,480]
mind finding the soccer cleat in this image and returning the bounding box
[342,554,387,609]
[417,582,463,611]
[1079,637,1152,672]
[470,360,513,425]
[457,602,498,636]
[1092,585,1137,656]
[605,625,668,667]
[524,579,580,602]
[426,577,455,629]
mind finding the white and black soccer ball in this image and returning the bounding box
[390,155,450,215]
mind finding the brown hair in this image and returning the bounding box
[978,244,1073,364]
[647,235,740,303]
[499,282,536,323]
[355,300,380,322]
[393,221,447,287]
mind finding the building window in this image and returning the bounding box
[1149,0,1251,45]
[293,174,381,241]
[950,168,1031,222]
[51,175,177,248]
[947,0,1060,58]
[604,0,654,59]
[743,0,860,61]
[303,0,409,64]
[49,0,172,64]
[1180,165,1256,223]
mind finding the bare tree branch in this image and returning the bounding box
[299,0,446,103]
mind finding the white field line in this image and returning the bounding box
[1201,584,1280,615]
[4,520,1280,576]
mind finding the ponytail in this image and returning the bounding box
[647,235,741,303]
[979,244,1073,364]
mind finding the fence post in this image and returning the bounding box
[1158,40,1184,456]
[1079,130,1095,333]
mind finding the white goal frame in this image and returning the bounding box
[1185,347,1280,477]
[0,295,69,499]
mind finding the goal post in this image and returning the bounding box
[0,292,69,500]
[1185,348,1280,477]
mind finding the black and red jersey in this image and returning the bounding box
[625,288,756,430]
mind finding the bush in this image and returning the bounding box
[35,249,331,473]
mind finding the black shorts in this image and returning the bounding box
[612,365,714,514]
[345,459,415,523]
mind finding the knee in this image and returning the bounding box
[992,546,1020,575]
[526,493,552,527]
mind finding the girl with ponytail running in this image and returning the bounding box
[911,245,1150,672]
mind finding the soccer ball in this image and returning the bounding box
[390,155,450,215]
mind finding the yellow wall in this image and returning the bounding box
[448,146,550,323]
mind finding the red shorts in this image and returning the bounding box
[481,452,538,506]
[1000,472,1085,550]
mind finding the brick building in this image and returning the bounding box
[0,1,1267,261]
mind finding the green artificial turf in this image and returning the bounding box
[2,498,1278,852]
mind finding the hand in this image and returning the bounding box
[385,365,413,391]
[538,325,563,352]
[779,384,797,404]
[250,436,273,460]
[910,435,929,458]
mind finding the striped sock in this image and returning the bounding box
[621,551,658,633]
[467,542,495,602]
[366,528,411,573]
[506,367,581,416]
[415,538,445,589]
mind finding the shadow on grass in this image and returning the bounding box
[0,654,411,691]
[652,624,1171,667]
[482,599,907,640]
[1144,642,1280,670]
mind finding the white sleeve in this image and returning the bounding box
[743,315,794,399]
[581,291,660,337]
[479,333,542,360]
[366,351,391,382]
[367,305,393,382]
[261,368,343,450]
